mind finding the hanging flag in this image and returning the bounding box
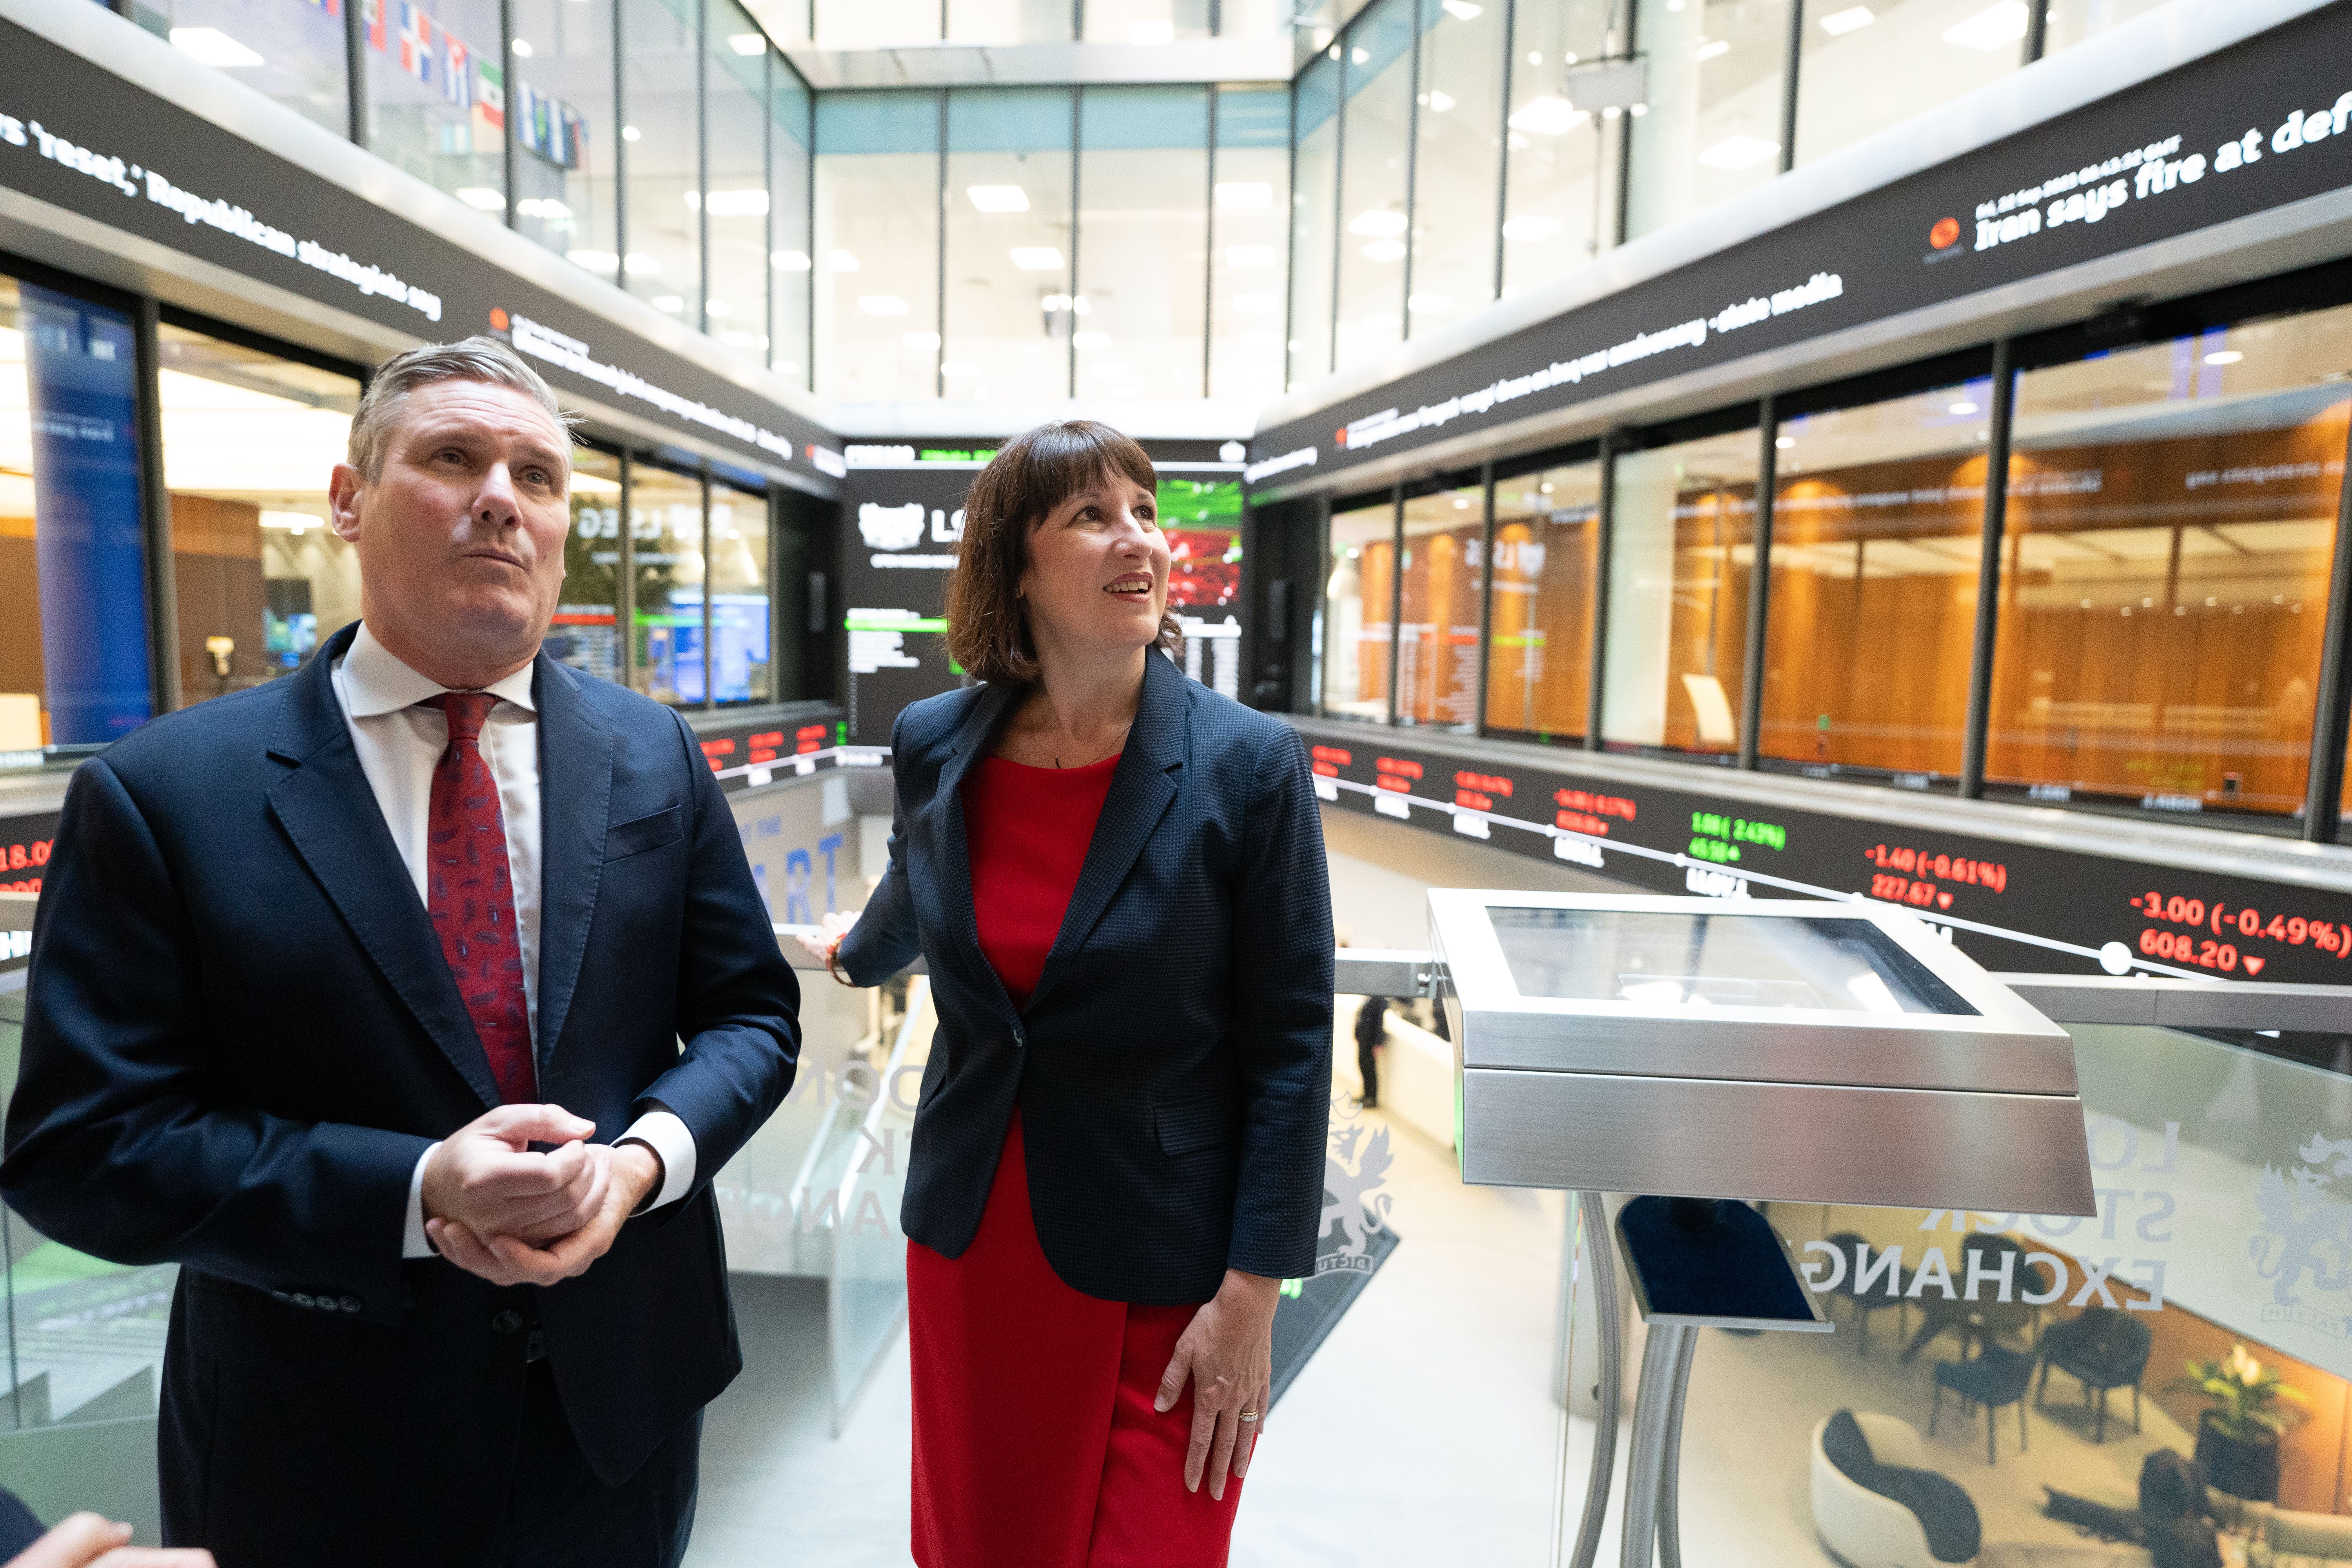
[441,32,472,107]
[364,0,386,52]
[475,60,505,134]
[397,2,434,82]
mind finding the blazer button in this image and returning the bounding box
[293,1293,316,1309]
[339,1296,363,1314]
[492,1309,525,1335]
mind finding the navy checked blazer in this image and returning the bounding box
[838,648,1334,1304]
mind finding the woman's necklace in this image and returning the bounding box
[1053,719,1132,769]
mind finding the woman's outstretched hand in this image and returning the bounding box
[793,907,859,966]
[1156,1269,1280,1501]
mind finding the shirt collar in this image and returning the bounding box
[341,621,539,718]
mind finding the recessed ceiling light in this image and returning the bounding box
[705,299,732,318]
[2204,349,2244,365]
[171,26,263,66]
[1441,0,1481,17]
[624,252,661,276]
[829,249,860,272]
[1697,135,1779,169]
[1775,435,1795,449]
[455,187,506,211]
[1423,89,1456,112]
[772,249,812,271]
[1348,210,1408,238]
[967,184,1030,212]
[511,37,535,56]
[1819,5,1874,35]
[1694,38,1730,60]
[621,125,642,142]
[651,295,685,313]
[1943,0,2028,50]
[1009,247,1065,271]
[728,31,766,53]
[1358,239,1407,263]
[1949,400,1980,415]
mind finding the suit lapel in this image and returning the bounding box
[1024,652,1186,1013]
[264,627,501,1109]
[532,655,611,1073]
[929,682,1022,1022]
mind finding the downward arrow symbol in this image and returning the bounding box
[1936,892,1953,910]
[2244,956,2266,976]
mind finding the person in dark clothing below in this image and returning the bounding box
[2140,1451,2221,1568]
[1353,996,1387,1110]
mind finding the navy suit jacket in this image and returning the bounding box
[0,622,799,1562]
[839,649,1332,1304]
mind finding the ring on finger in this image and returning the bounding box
[1239,1410,1259,1424]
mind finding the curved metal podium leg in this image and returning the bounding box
[1565,1191,1621,1568]
[1655,1326,1696,1568]
[1619,1323,1693,1568]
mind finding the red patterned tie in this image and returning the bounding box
[421,692,536,1104]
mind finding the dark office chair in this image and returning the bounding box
[1931,1345,2036,1465]
[2036,1308,2155,1443]
[1821,1231,1909,1357]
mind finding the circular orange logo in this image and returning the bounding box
[1929,216,1961,250]
[489,307,511,331]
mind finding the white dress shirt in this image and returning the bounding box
[332,624,696,1258]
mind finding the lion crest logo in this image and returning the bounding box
[2252,1133,2352,1338]
[1319,1116,1393,1276]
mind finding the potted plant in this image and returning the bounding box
[2172,1344,2308,1502]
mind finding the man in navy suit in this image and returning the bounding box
[2,338,800,1567]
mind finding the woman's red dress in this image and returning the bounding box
[908,752,1246,1568]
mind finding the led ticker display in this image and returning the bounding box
[1297,725,2352,984]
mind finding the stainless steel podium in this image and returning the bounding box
[1421,892,2099,1568]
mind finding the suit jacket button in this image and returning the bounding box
[339,1296,363,1314]
[292,1293,316,1309]
[492,1309,524,1334]
[271,1290,292,1303]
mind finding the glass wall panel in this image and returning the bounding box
[814,91,942,401]
[1208,86,1290,401]
[1486,458,1600,741]
[1322,495,1396,722]
[1403,0,1503,338]
[946,0,1070,43]
[1601,420,1760,755]
[551,447,624,684]
[1076,87,1208,401]
[769,59,815,388]
[1625,0,1793,240]
[156,325,359,707]
[1219,0,1287,38]
[1986,307,2352,822]
[708,477,770,704]
[1082,0,1210,42]
[1332,0,1414,373]
[944,88,1074,401]
[703,2,770,352]
[1397,479,1484,730]
[0,277,154,747]
[1499,0,1616,297]
[1759,377,1990,780]
[1288,52,1340,390]
[631,463,706,705]
[361,0,506,212]
[813,0,937,45]
[622,0,704,320]
[511,0,620,272]
[135,0,348,136]
[2043,0,2169,52]
[1793,0,2023,166]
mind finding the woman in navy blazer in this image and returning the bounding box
[806,422,1332,1565]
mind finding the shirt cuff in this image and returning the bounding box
[402,1142,443,1260]
[618,1110,696,1212]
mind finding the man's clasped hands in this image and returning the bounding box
[421,1105,662,1286]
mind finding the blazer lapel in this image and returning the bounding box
[532,655,611,1072]
[264,626,501,1109]
[928,682,1023,1022]
[1024,652,1186,1013]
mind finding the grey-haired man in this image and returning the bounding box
[3,337,800,1567]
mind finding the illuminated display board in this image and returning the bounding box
[1247,4,2352,491]
[0,807,57,973]
[1299,725,2352,984]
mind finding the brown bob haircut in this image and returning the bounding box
[944,419,1183,686]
